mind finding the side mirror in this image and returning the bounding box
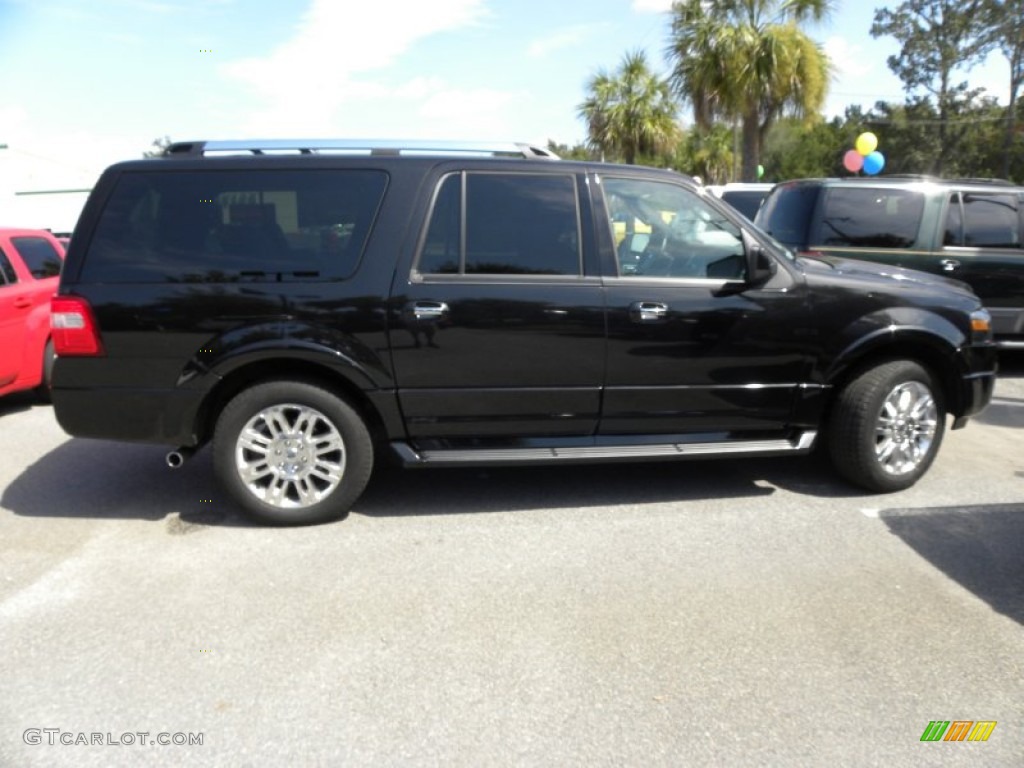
[743,230,776,285]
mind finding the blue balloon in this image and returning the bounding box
[863,151,885,175]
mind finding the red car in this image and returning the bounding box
[0,228,65,398]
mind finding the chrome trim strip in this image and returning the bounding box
[396,431,817,464]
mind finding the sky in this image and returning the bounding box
[0,0,1014,196]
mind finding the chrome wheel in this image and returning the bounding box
[234,403,346,509]
[874,381,938,476]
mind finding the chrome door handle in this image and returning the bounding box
[405,301,449,321]
[629,301,669,323]
[940,259,961,272]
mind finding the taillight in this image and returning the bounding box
[51,296,104,356]
[798,250,825,258]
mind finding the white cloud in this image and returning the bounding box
[526,24,605,58]
[221,0,486,132]
[631,0,673,12]
[823,36,872,82]
[418,87,518,125]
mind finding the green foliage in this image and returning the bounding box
[578,50,681,165]
[673,124,736,183]
[546,140,599,161]
[761,117,844,180]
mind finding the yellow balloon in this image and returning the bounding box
[855,132,878,156]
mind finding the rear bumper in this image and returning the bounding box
[52,387,204,446]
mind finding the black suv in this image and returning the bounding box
[755,176,1024,347]
[51,140,997,524]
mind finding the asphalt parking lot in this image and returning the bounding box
[1,358,1022,767]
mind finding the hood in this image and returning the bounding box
[797,254,974,296]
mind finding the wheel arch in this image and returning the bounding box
[823,330,966,420]
[192,358,394,451]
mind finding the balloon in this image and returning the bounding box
[843,149,864,173]
[862,151,885,175]
[757,164,764,179]
[855,132,878,156]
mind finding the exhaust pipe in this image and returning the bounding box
[165,447,195,468]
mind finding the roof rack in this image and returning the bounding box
[163,139,560,160]
[842,174,1016,187]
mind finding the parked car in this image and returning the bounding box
[0,228,65,399]
[755,176,1024,347]
[51,140,996,525]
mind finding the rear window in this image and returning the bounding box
[11,236,63,278]
[815,187,924,249]
[755,184,819,248]
[80,169,388,283]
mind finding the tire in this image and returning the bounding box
[827,360,945,493]
[35,340,55,403]
[213,381,373,525]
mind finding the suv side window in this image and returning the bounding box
[417,172,581,276]
[959,192,1021,248]
[817,188,924,248]
[81,169,388,283]
[602,177,746,279]
[10,236,62,278]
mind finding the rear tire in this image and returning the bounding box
[213,380,373,525]
[827,361,945,492]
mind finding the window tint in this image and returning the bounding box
[0,248,16,284]
[817,188,924,248]
[755,183,818,248]
[960,193,1020,248]
[417,172,581,277]
[603,177,745,279]
[10,236,62,278]
[81,169,388,283]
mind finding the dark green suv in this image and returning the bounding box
[755,177,1024,347]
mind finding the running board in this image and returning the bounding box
[392,431,817,467]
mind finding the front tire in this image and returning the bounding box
[213,381,373,525]
[827,360,945,493]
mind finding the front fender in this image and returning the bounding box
[822,306,966,384]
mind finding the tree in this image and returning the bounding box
[984,0,1024,177]
[546,140,599,161]
[761,116,845,180]
[667,0,832,181]
[871,0,992,175]
[143,136,173,158]
[578,50,681,165]
[673,124,735,183]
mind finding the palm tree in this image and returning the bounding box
[668,0,832,180]
[578,50,681,165]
